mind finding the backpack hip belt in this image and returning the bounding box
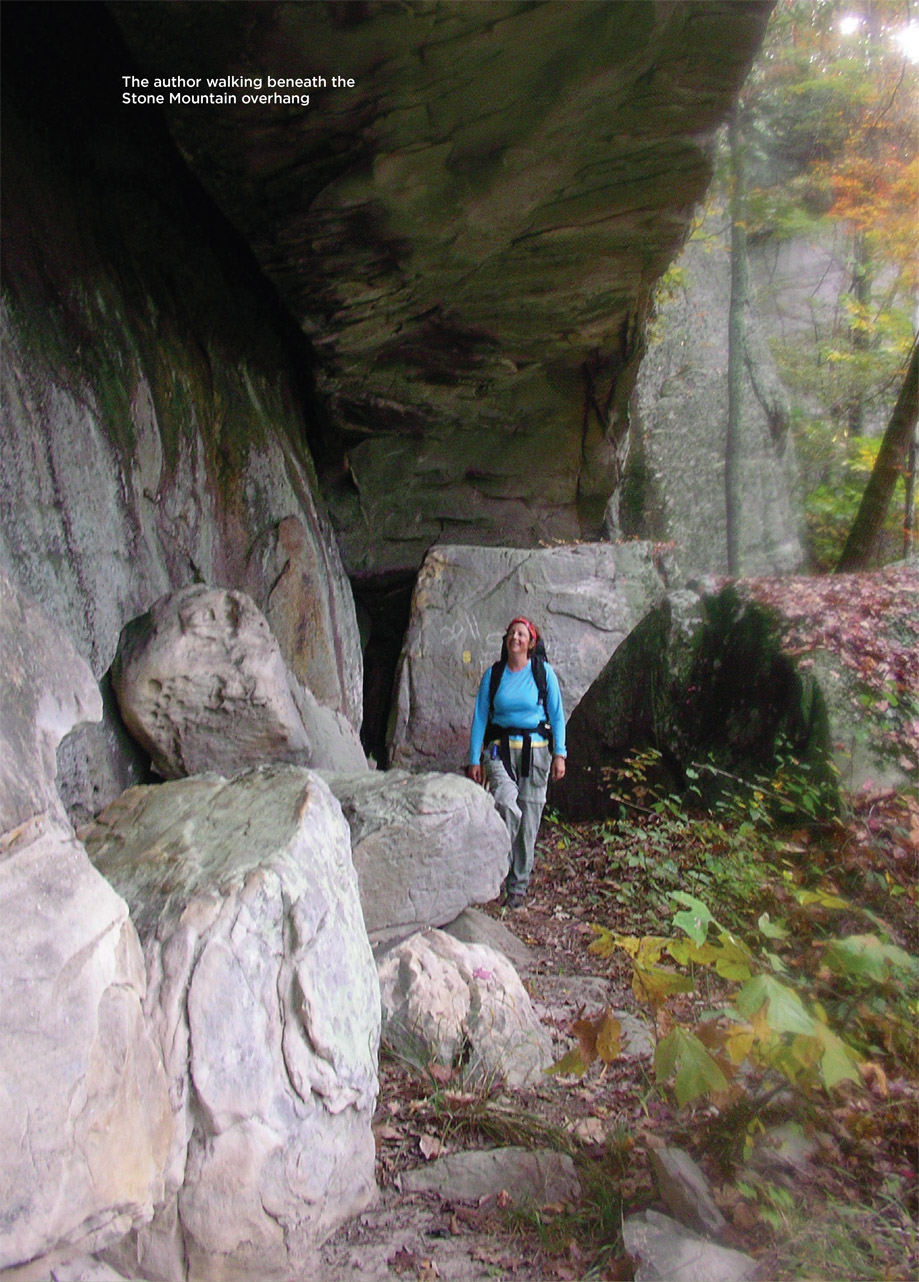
[484,720,552,780]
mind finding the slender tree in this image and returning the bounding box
[836,337,919,570]
[725,104,750,576]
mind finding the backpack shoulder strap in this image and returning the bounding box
[531,643,549,714]
[487,658,506,722]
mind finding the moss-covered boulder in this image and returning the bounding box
[557,587,839,820]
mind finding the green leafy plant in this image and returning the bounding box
[583,888,917,1115]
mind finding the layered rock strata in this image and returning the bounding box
[111,0,777,575]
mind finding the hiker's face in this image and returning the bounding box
[507,623,534,656]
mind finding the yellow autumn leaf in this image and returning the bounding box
[596,1012,622,1063]
[725,1024,756,1065]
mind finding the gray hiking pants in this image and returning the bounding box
[485,742,551,897]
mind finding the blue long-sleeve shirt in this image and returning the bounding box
[469,660,567,765]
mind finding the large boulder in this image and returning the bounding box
[387,543,670,773]
[0,820,173,1273]
[557,587,838,819]
[377,930,553,1088]
[325,770,509,946]
[0,571,171,1273]
[82,765,380,1282]
[112,585,366,779]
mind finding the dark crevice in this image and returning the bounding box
[351,571,416,765]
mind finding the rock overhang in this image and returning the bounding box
[110,0,775,574]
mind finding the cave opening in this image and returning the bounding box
[351,571,416,766]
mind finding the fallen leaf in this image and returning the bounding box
[569,1115,606,1145]
[373,1123,402,1141]
[388,1245,417,1275]
[419,1134,443,1160]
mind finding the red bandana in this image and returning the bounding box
[507,616,539,643]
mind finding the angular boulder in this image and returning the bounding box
[112,584,367,778]
[324,770,509,944]
[377,929,553,1088]
[622,1210,758,1282]
[82,765,380,1282]
[290,675,368,774]
[0,572,171,1273]
[388,543,670,773]
[402,1147,580,1206]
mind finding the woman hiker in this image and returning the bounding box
[467,616,567,909]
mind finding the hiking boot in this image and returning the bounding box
[506,891,526,910]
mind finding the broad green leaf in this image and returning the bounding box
[794,888,850,911]
[635,937,670,967]
[668,939,719,968]
[545,1045,588,1078]
[633,964,693,1007]
[814,1024,862,1089]
[712,937,754,982]
[725,1024,756,1065]
[670,892,714,945]
[823,934,918,984]
[758,912,790,940]
[655,1027,729,1106]
[736,975,815,1036]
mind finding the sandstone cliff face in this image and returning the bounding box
[111,0,776,577]
[1,6,362,815]
[627,224,805,574]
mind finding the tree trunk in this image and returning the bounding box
[836,338,919,572]
[725,106,748,576]
[845,231,872,438]
[903,428,917,559]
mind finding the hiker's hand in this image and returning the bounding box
[467,763,484,786]
[551,755,566,782]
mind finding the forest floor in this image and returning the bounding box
[317,567,918,1282]
[317,791,917,1282]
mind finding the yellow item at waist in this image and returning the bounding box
[506,735,549,749]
